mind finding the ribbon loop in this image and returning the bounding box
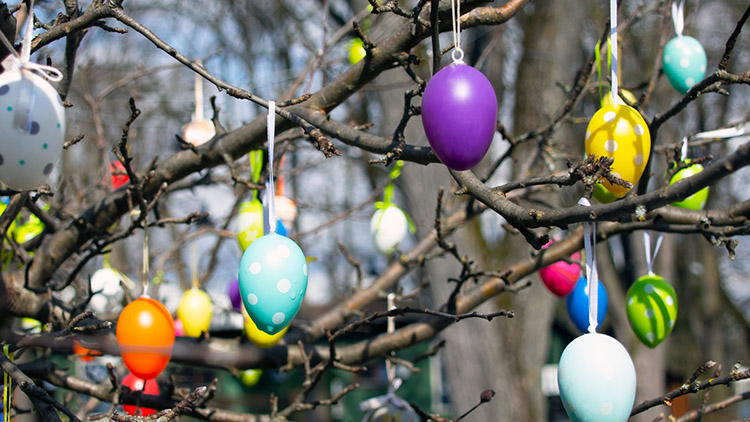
[643,231,664,276]
[450,0,464,64]
[266,101,277,234]
[672,0,685,37]
[0,0,62,83]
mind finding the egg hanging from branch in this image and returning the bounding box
[662,35,706,94]
[421,63,498,170]
[626,274,678,348]
[238,233,308,335]
[116,297,175,380]
[585,104,651,198]
[0,69,65,190]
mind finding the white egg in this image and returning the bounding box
[182,119,215,146]
[91,268,122,296]
[369,205,408,254]
[0,69,65,190]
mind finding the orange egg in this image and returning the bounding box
[116,297,175,380]
[73,340,101,362]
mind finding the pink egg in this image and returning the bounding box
[539,244,580,297]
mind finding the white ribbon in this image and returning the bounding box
[578,198,599,333]
[266,101,277,234]
[672,0,685,37]
[680,135,689,161]
[451,0,464,64]
[643,231,664,276]
[609,0,618,104]
[359,378,412,416]
[0,0,62,81]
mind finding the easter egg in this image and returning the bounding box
[228,277,242,312]
[566,277,608,333]
[662,36,707,94]
[558,333,636,422]
[110,160,129,190]
[176,287,212,337]
[274,195,297,224]
[242,304,288,348]
[238,233,308,335]
[601,89,638,107]
[116,297,175,380]
[19,317,42,333]
[173,318,185,337]
[236,200,264,251]
[585,104,651,198]
[593,183,618,204]
[91,268,123,297]
[625,274,677,348]
[14,214,43,243]
[669,162,709,210]
[276,219,287,236]
[349,38,367,65]
[73,340,101,362]
[121,373,159,417]
[182,119,215,146]
[370,204,408,254]
[0,69,66,191]
[421,63,498,170]
[240,369,263,387]
[539,244,580,297]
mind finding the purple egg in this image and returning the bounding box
[228,277,242,312]
[421,63,498,170]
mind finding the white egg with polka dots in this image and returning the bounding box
[558,333,636,422]
[238,233,308,335]
[0,69,65,191]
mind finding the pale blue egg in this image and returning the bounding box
[238,233,308,335]
[662,35,707,94]
[565,276,608,333]
[558,333,636,422]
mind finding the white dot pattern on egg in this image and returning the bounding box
[238,233,308,335]
[663,35,707,94]
[625,274,678,348]
[0,70,66,190]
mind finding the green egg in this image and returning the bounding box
[669,162,709,210]
[625,274,677,348]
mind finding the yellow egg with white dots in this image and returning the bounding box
[584,104,650,198]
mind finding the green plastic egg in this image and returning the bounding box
[669,162,709,210]
[625,274,677,348]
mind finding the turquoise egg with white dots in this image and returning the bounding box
[0,69,65,190]
[558,333,636,422]
[625,274,677,348]
[662,35,707,94]
[238,233,308,335]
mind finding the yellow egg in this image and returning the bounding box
[242,304,288,348]
[584,104,650,198]
[176,287,212,337]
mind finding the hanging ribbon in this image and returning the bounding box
[193,64,204,123]
[672,0,685,37]
[0,0,61,81]
[643,231,664,276]
[360,293,412,418]
[141,218,150,298]
[450,0,464,63]
[264,101,277,235]
[3,345,13,422]
[578,198,599,333]
[249,150,263,201]
[609,0,618,104]
[595,40,603,106]
[190,243,199,288]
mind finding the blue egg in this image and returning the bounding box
[238,233,308,335]
[276,220,287,236]
[558,333,636,422]
[662,35,707,94]
[565,276,608,333]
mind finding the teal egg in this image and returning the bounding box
[662,35,707,94]
[558,333,636,422]
[238,233,308,335]
[625,274,677,348]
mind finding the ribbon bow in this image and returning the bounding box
[0,1,62,81]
